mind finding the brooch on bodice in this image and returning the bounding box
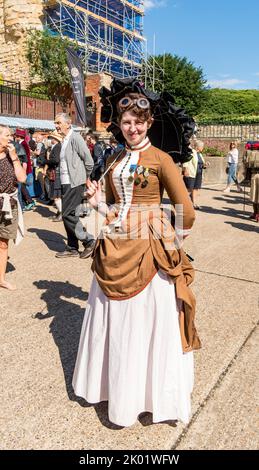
[127,164,150,188]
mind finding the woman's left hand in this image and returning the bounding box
[6,142,17,160]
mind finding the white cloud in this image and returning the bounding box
[207,78,246,88]
[144,0,167,9]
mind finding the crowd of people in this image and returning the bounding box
[0,119,256,289]
[0,120,129,287]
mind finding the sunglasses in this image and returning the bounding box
[118,96,150,112]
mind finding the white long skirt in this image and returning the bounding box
[72,270,194,427]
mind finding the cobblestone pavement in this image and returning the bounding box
[0,185,258,450]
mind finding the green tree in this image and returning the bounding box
[200,88,259,117]
[145,53,207,116]
[26,29,79,106]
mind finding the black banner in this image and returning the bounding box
[66,47,87,126]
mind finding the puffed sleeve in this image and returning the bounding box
[158,151,195,235]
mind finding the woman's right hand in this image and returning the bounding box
[86,179,102,208]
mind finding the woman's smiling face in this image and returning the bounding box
[120,110,149,147]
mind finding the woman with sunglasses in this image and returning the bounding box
[72,91,201,427]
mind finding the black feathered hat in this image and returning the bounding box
[99,78,195,163]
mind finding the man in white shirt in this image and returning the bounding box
[54,113,94,258]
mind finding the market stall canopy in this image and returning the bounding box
[0,115,84,132]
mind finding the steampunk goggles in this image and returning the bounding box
[118,96,150,112]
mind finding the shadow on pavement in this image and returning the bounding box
[138,412,178,428]
[214,195,251,205]
[33,280,87,398]
[201,187,224,192]
[6,260,15,273]
[198,205,252,222]
[32,279,123,430]
[202,187,248,193]
[27,228,65,251]
[34,205,55,218]
[225,221,259,232]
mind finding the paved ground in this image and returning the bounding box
[0,185,258,450]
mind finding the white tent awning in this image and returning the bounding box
[0,115,85,131]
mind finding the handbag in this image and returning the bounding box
[225,166,229,174]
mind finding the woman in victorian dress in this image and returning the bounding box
[72,79,201,427]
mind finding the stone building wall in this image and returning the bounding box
[0,0,43,87]
[197,124,259,142]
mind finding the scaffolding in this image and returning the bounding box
[44,0,145,78]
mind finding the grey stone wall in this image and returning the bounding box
[198,124,259,142]
[0,1,43,87]
[202,157,226,185]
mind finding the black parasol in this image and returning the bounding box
[99,78,195,163]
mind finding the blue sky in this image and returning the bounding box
[143,0,259,89]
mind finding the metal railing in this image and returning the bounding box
[0,80,21,115]
[0,80,96,128]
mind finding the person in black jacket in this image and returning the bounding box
[87,133,104,181]
[12,134,27,209]
[47,132,63,221]
[32,133,48,200]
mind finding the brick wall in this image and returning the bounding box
[85,73,112,133]
[20,96,76,123]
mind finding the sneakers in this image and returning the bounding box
[55,241,95,259]
[237,185,243,193]
[51,213,62,222]
[80,240,96,259]
[223,187,230,193]
[23,201,36,211]
[55,248,79,258]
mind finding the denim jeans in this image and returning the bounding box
[26,172,35,198]
[227,163,238,185]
